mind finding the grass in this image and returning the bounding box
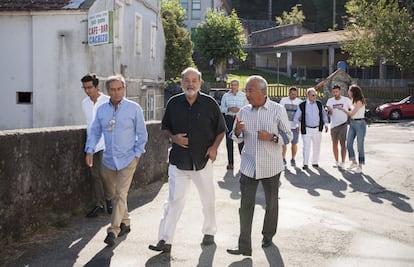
[201,68,316,87]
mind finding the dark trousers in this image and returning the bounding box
[238,173,280,251]
[224,114,243,164]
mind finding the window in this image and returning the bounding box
[147,90,155,120]
[191,0,201,19]
[16,92,32,104]
[150,24,157,60]
[180,0,188,12]
[135,14,142,56]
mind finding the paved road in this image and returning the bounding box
[5,121,414,267]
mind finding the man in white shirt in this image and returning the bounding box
[279,87,303,167]
[220,79,248,170]
[81,73,112,217]
[326,84,351,169]
[293,88,329,170]
[227,75,292,256]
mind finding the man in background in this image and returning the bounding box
[279,87,302,167]
[293,88,329,170]
[81,73,112,217]
[326,84,351,169]
[220,78,248,170]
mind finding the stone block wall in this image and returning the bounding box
[0,122,167,249]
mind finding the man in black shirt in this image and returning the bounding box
[149,67,227,253]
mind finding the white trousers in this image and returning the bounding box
[302,127,322,165]
[157,160,216,243]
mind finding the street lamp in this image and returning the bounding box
[276,52,281,86]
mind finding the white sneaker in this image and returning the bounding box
[355,166,362,173]
[335,161,340,168]
[339,162,345,169]
[348,162,358,170]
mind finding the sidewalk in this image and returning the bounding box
[5,122,414,267]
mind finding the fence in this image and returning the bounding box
[267,86,414,99]
[362,87,414,99]
[208,82,414,100]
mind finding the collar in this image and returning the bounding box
[109,97,125,107]
[179,91,200,104]
[250,97,270,110]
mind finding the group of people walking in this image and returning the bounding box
[80,67,367,256]
[278,84,367,173]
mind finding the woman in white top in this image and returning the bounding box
[339,84,367,173]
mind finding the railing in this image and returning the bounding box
[267,86,414,100]
[207,83,414,100]
[362,87,414,99]
[267,86,309,98]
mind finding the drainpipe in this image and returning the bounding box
[268,0,272,21]
[112,0,116,74]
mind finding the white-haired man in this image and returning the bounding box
[293,88,329,170]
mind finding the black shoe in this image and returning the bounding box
[86,205,104,218]
[302,165,308,170]
[226,248,252,256]
[201,234,215,246]
[118,223,130,237]
[262,237,272,248]
[106,199,113,214]
[312,164,319,168]
[227,164,234,170]
[104,232,116,247]
[149,240,171,253]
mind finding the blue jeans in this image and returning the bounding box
[347,120,366,164]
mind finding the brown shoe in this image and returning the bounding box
[226,164,234,170]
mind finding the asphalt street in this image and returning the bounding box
[5,121,414,267]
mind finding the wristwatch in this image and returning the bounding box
[272,134,279,143]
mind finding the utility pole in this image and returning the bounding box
[333,0,336,29]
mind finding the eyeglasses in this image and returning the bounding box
[310,94,316,97]
[108,119,115,132]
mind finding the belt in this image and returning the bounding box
[306,126,319,128]
[333,122,348,128]
[351,118,365,121]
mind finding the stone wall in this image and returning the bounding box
[0,122,167,248]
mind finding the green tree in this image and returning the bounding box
[196,9,246,78]
[275,4,305,26]
[342,0,414,71]
[161,0,194,80]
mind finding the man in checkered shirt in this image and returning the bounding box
[227,75,292,256]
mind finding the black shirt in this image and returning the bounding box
[162,92,227,170]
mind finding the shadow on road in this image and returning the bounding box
[197,243,217,266]
[284,166,348,198]
[6,181,165,267]
[341,172,413,213]
[217,170,241,200]
[263,244,285,267]
[84,245,114,267]
[145,251,171,267]
[228,257,253,267]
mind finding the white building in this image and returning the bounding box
[0,0,166,130]
[178,0,230,31]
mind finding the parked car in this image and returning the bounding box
[209,88,229,105]
[375,95,414,120]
